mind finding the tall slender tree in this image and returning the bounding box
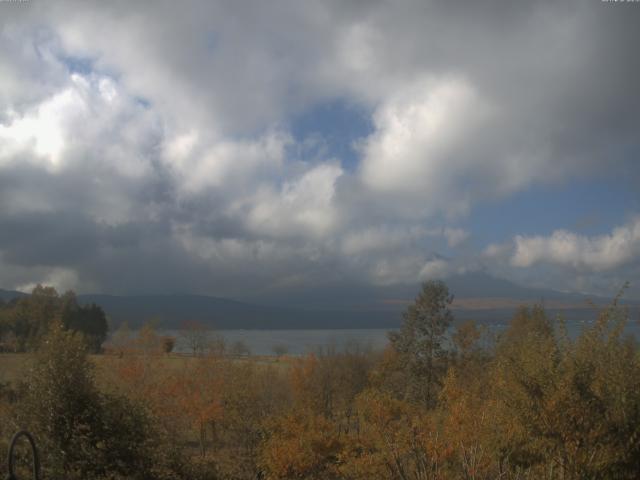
[388,280,454,407]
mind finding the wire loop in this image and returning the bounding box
[5,431,40,480]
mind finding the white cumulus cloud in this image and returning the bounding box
[510,218,640,272]
[243,163,344,239]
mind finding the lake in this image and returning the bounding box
[162,319,640,356]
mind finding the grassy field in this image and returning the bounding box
[0,353,30,385]
[0,352,290,388]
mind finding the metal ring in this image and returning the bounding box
[6,431,40,480]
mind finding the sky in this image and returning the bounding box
[0,0,639,303]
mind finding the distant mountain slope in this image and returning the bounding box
[445,271,609,302]
[248,271,621,311]
[77,291,632,330]
[2,272,634,329]
[77,293,400,329]
[0,289,27,302]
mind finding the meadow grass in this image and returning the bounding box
[0,352,291,387]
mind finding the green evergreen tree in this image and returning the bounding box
[388,280,454,407]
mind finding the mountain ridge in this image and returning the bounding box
[2,272,634,329]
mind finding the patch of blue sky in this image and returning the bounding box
[60,54,94,75]
[289,98,373,171]
[466,175,638,248]
[133,96,151,108]
[60,54,153,109]
[60,53,126,86]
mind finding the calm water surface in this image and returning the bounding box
[162,320,640,356]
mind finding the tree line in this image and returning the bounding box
[1,280,640,479]
[0,285,108,353]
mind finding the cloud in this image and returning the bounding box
[359,77,496,216]
[17,267,79,294]
[341,226,427,256]
[442,228,469,248]
[240,162,345,239]
[0,0,638,302]
[480,218,640,299]
[509,218,640,272]
[419,258,451,281]
[169,130,292,195]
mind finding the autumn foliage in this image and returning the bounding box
[1,282,640,479]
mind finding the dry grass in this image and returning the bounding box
[0,352,292,388]
[0,353,30,385]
